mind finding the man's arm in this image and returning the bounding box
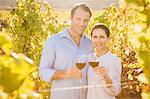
[38,38,56,83]
[51,68,82,81]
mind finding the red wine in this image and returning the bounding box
[89,61,99,68]
[76,63,86,70]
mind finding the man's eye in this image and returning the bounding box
[76,18,80,20]
[84,19,89,22]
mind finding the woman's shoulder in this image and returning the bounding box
[106,52,121,63]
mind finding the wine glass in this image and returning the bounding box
[88,53,99,68]
[88,53,105,82]
[76,55,86,70]
[75,55,86,84]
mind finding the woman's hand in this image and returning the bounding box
[93,66,107,77]
[93,66,112,88]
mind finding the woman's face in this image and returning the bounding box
[91,28,109,51]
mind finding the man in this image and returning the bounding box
[39,3,93,99]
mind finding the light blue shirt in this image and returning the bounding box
[39,28,93,99]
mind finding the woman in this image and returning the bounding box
[87,23,122,99]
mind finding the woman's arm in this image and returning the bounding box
[93,66,113,87]
[93,57,122,96]
[105,57,122,96]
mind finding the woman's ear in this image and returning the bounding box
[106,38,110,43]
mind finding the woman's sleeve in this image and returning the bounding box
[105,57,122,96]
[38,38,56,83]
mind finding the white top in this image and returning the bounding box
[38,28,93,99]
[87,51,122,99]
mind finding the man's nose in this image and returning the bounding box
[79,20,85,26]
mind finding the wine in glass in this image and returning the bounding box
[89,61,99,68]
[76,63,86,70]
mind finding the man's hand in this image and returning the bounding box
[65,67,82,80]
[51,67,82,80]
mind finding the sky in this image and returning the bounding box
[0,0,118,10]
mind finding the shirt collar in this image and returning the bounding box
[59,28,69,38]
[98,51,111,59]
[59,28,86,39]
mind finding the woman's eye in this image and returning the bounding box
[99,36,105,38]
[93,36,97,38]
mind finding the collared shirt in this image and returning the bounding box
[39,28,93,99]
[87,51,122,99]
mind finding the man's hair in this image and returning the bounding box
[90,23,110,37]
[71,3,92,17]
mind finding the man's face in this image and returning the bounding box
[70,8,91,35]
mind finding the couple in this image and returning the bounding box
[38,3,122,99]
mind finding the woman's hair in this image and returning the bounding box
[90,23,110,37]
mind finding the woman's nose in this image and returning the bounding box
[96,38,101,42]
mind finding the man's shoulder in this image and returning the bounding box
[48,28,68,39]
[47,29,65,40]
[84,34,92,43]
[46,34,59,41]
